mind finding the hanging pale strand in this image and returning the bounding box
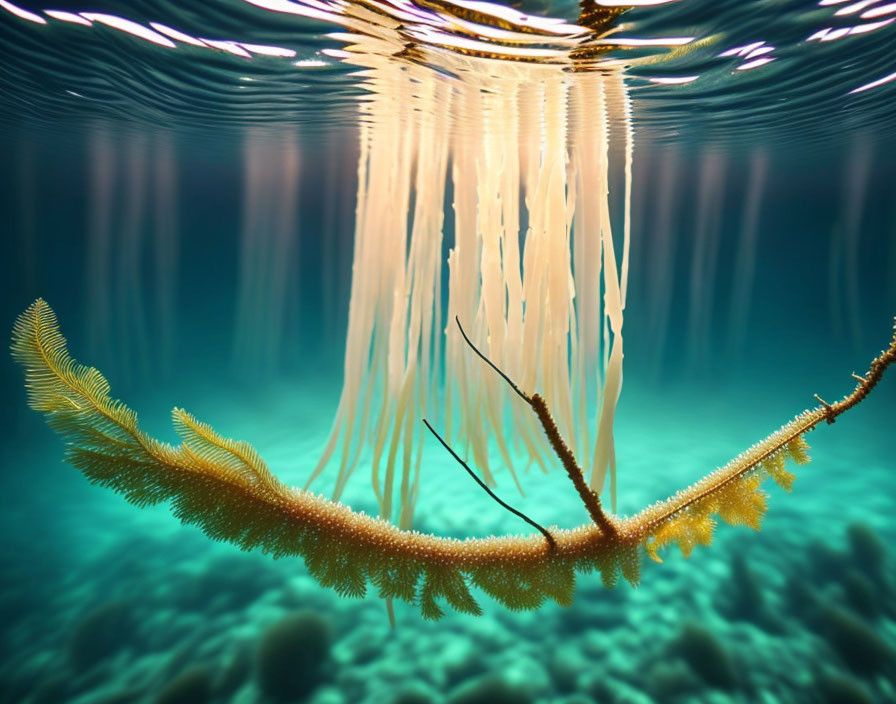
[445,77,494,481]
[517,79,545,399]
[450,68,554,483]
[592,68,633,511]
[497,69,560,478]
[456,72,570,482]
[365,76,416,517]
[569,73,606,473]
[468,63,566,491]
[308,61,453,528]
[306,63,415,504]
[542,77,579,460]
[304,113,373,492]
[612,70,633,309]
[587,73,626,512]
[498,75,557,476]
[339,64,417,511]
[501,76,552,477]
[402,78,452,528]
[446,64,577,489]
[384,72,451,528]
[519,80,568,442]
[471,75,521,491]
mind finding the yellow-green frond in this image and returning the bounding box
[172,408,281,493]
[645,512,716,562]
[9,300,586,619]
[12,299,139,435]
[714,475,767,530]
[12,300,892,620]
[786,436,811,466]
[761,453,797,492]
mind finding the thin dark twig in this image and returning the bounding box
[813,393,835,424]
[453,315,616,535]
[423,419,556,550]
[455,316,529,402]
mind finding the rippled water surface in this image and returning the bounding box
[1,0,895,144]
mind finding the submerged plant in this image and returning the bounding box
[11,300,896,619]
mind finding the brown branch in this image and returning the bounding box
[639,317,896,531]
[528,394,618,537]
[814,394,835,424]
[454,316,617,537]
[15,300,896,619]
[824,318,896,420]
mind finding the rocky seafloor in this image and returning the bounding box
[1,498,894,704]
[2,377,894,704]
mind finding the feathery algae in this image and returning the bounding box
[11,300,896,618]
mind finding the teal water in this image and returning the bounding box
[3,1,896,703]
[2,131,895,703]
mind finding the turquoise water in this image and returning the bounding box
[3,0,896,703]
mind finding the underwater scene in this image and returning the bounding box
[2,0,896,702]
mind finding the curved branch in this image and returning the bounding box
[12,300,895,618]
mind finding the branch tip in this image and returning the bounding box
[813,394,835,424]
[454,317,530,402]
